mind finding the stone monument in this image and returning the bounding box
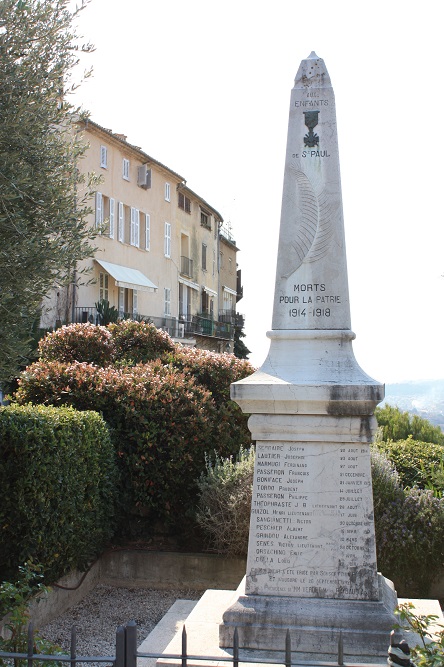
[219,52,398,659]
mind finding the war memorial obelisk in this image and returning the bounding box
[220,52,398,658]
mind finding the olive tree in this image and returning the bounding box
[0,0,98,386]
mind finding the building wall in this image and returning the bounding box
[41,120,240,353]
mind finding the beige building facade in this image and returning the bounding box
[42,119,243,353]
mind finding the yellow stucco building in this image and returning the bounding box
[42,119,243,353]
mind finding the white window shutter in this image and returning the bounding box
[145,214,150,250]
[135,210,140,247]
[164,222,171,257]
[100,145,107,168]
[130,207,136,246]
[109,198,115,238]
[118,202,124,242]
[95,192,103,228]
[133,290,138,315]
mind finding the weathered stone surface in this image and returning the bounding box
[221,52,398,656]
[220,576,398,657]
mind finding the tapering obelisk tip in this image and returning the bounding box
[294,51,331,88]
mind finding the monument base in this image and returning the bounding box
[220,575,398,658]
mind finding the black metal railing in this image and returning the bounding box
[72,309,235,341]
[0,621,389,667]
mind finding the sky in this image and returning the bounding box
[69,0,444,384]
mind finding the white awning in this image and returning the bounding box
[222,286,237,296]
[95,259,158,292]
[202,286,218,297]
[178,277,200,291]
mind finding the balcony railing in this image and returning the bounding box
[180,256,194,278]
[73,308,234,341]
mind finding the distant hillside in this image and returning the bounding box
[381,379,444,432]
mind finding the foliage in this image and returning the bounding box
[0,403,116,582]
[373,476,444,596]
[0,0,99,386]
[95,299,119,325]
[109,319,175,365]
[167,347,254,457]
[13,323,255,536]
[234,326,251,359]
[370,445,403,514]
[196,446,255,556]
[395,602,444,667]
[376,437,444,495]
[38,323,113,366]
[375,405,444,445]
[0,562,62,667]
[14,360,218,531]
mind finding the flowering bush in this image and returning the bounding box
[38,323,113,366]
[109,320,175,364]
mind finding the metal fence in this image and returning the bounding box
[0,621,387,667]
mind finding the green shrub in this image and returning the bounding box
[15,361,218,531]
[376,437,444,493]
[375,484,444,597]
[370,445,403,514]
[38,323,113,366]
[15,332,255,535]
[109,320,175,364]
[0,403,116,582]
[375,405,444,445]
[196,446,255,556]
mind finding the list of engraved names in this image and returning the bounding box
[246,442,378,600]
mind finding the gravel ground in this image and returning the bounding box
[41,584,202,658]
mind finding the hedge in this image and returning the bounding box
[15,361,222,531]
[15,323,255,535]
[0,404,116,582]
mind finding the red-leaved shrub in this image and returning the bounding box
[15,360,216,528]
[109,319,175,364]
[39,323,113,366]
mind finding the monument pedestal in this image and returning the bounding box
[220,575,398,657]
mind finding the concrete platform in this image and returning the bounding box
[138,589,443,667]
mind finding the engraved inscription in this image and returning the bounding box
[247,442,378,600]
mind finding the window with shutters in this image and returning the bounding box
[118,201,124,242]
[122,158,130,180]
[164,287,171,315]
[99,272,109,301]
[130,207,140,247]
[202,243,207,271]
[165,182,171,202]
[164,222,171,258]
[100,145,108,169]
[178,192,191,213]
[95,192,103,229]
[200,209,211,230]
[109,198,115,238]
[145,214,150,251]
